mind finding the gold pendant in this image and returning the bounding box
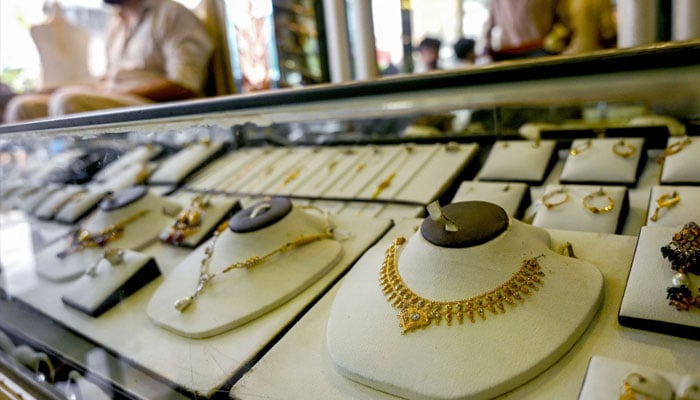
[398,307,429,334]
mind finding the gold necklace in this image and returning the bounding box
[657,136,692,165]
[174,220,334,312]
[370,147,413,200]
[380,237,545,334]
[164,195,210,245]
[57,209,150,258]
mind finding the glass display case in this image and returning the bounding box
[1,42,699,400]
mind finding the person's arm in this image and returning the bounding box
[120,78,199,102]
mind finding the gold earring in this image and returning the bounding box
[612,139,636,158]
[650,191,680,222]
[541,188,569,209]
[583,188,615,214]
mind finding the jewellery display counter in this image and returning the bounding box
[1,42,700,400]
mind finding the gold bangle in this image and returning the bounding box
[541,188,569,209]
[650,190,680,222]
[612,139,636,158]
[569,139,591,156]
[582,188,614,214]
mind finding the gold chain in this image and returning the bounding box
[380,237,545,334]
[174,220,334,312]
[57,209,150,258]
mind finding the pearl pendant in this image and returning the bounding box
[671,272,689,288]
[174,296,193,312]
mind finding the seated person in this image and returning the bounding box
[4,0,214,123]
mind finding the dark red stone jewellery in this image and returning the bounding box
[661,221,700,311]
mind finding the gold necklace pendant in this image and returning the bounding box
[164,195,210,245]
[379,237,545,334]
[57,209,150,258]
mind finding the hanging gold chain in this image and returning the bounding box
[174,218,334,312]
[380,237,545,334]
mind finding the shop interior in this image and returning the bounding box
[0,1,699,400]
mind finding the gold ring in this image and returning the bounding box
[650,191,680,222]
[541,188,569,209]
[582,188,614,214]
[612,140,636,158]
[569,139,591,156]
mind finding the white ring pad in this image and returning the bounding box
[451,181,529,217]
[579,356,681,400]
[158,194,239,248]
[532,185,628,234]
[618,225,700,339]
[645,186,700,226]
[185,147,276,192]
[54,188,112,224]
[35,189,182,281]
[660,137,700,184]
[91,162,157,193]
[560,137,645,185]
[147,206,343,338]
[148,141,224,184]
[678,375,700,400]
[326,219,603,400]
[356,145,441,200]
[266,148,338,196]
[61,249,159,317]
[92,144,160,182]
[293,147,370,197]
[19,184,63,213]
[237,148,317,195]
[325,145,404,198]
[34,185,87,220]
[477,140,556,184]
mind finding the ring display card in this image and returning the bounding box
[578,356,694,400]
[62,249,160,317]
[560,137,645,186]
[451,181,529,218]
[618,225,700,340]
[477,140,556,184]
[531,184,628,234]
[660,136,700,184]
[645,186,700,227]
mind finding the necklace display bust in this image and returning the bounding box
[326,201,604,400]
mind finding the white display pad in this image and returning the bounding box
[10,214,391,397]
[148,142,224,184]
[148,206,343,338]
[578,356,690,400]
[235,148,313,194]
[293,147,372,198]
[91,162,157,193]
[184,148,269,191]
[395,143,479,204]
[35,190,181,281]
[645,186,700,227]
[326,219,602,400]
[451,181,528,217]
[477,140,556,183]
[92,145,160,182]
[54,188,111,224]
[158,193,238,248]
[34,185,86,220]
[660,136,700,184]
[532,184,627,234]
[61,249,158,317]
[267,147,337,196]
[230,224,700,400]
[21,184,63,213]
[325,145,404,198]
[560,138,645,185]
[356,144,440,200]
[619,225,700,337]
